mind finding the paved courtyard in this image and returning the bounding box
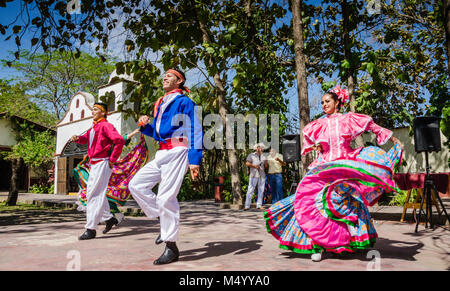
[0,193,449,271]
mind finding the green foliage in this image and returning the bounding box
[384,189,418,207]
[0,201,50,212]
[0,79,58,126]
[441,104,450,141]
[177,173,211,202]
[365,0,447,128]
[0,79,57,192]
[4,121,56,181]
[112,1,292,200]
[2,50,116,119]
[29,182,54,194]
[439,102,450,167]
[7,125,55,167]
[221,170,249,203]
[296,0,448,130]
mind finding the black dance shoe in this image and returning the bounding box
[103,217,119,234]
[155,233,163,245]
[79,229,96,240]
[153,242,179,265]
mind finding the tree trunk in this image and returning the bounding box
[342,0,364,147]
[6,158,22,206]
[290,0,313,176]
[444,0,450,75]
[215,74,243,205]
[198,18,243,205]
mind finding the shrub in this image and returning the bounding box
[29,182,54,194]
[388,189,418,206]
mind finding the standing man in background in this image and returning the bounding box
[266,148,286,204]
[244,143,267,210]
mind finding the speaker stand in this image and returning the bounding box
[415,151,450,232]
[287,161,300,196]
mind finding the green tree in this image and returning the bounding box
[3,122,55,205]
[2,50,116,119]
[442,0,450,74]
[0,79,58,125]
[300,1,387,125]
[375,0,448,143]
[6,122,55,179]
[114,1,291,204]
[1,80,56,205]
[289,0,313,174]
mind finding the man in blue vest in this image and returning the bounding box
[129,68,203,265]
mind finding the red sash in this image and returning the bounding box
[159,137,188,150]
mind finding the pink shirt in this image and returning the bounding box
[76,119,125,164]
[301,112,393,169]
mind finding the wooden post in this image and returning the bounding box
[56,157,67,195]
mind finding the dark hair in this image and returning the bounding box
[324,91,342,109]
[172,68,186,90]
[94,102,108,112]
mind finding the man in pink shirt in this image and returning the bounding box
[70,102,125,240]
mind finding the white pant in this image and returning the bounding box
[85,160,113,230]
[245,177,265,208]
[129,146,189,242]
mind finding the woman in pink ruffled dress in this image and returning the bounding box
[264,86,404,262]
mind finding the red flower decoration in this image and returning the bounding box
[331,85,349,104]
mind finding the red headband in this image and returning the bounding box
[166,69,190,92]
[166,69,184,81]
[93,104,107,113]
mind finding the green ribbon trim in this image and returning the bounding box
[106,195,127,207]
[264,203,377,255]
[79,197,87,207]
[279,244,323,254]
[317,161,401,227]
[264,210,275,235]
[321,184,357,227]
[278,237,376,255]
[318,163,400,193]
[321,178,388,227]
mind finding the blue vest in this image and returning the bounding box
[140,93,203,165]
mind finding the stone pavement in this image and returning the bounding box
[0,193,449,271]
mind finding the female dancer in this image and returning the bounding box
[264,86,403,261]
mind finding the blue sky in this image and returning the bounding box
[0,0,24,79]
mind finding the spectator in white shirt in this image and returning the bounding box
[244,143,267,210]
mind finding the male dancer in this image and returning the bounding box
[70,102,125,240]
[129,68,203,265]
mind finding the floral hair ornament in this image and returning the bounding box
[330,85,349,104]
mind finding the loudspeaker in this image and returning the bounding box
[413,116,441,153]
[282,134,301,162]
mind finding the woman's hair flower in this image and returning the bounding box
[330,85,349,104]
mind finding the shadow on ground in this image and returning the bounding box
[0,208,85,226]
[279,237,424,262]
[180,240,264,262]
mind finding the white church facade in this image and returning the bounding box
[53,72,142,195]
